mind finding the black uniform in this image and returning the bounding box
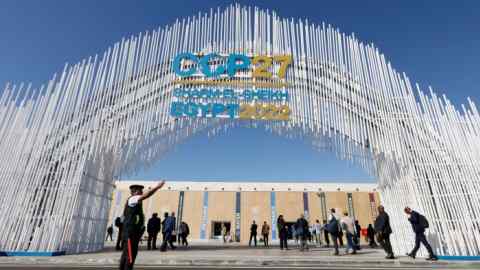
[119,196,145,270]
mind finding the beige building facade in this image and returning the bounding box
[109,181,380,243]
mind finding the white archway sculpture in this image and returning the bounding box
[0,5,479,256]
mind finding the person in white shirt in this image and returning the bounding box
[313,220,322,246]
[340,211,357,255]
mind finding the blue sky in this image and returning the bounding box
[0,1,478,182]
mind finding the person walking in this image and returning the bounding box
[115,217,124,250]
[322,219,330,247]
[313,220,322,246]
[147,213,161,250]
[169,212,177,246]
[293,224,299,245]
[178,221,190,246]
[374,205,395,259]
[221,224,228,243]
[261,221,270,247]
[161,212,168,243]
[160,212,176,251]
[296,214,309,251]
[119,181,165,270]
[106,225,114,241]
[404,207,438,261]
[249,220,258,247]
[277,215,288,250]
[325,209,340,255]
[308,225,314,243]
[340,211,356,255]
[354,220,361,250]
[366,224,377,247]
[338,229,344,247]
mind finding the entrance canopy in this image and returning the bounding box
[0,4,478,256]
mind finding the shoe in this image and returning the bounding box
[426,256,438,261]
[406,253,415,259]
[385,254,395,259]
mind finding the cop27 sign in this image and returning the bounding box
[170,53,292,120]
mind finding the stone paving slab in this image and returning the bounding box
[1,245,479,269]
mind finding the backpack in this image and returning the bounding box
[326,216,339,234]
[419,214,429,229]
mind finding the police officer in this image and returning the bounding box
[119,181,165,270]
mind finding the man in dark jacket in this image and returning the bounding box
[374,205,395,259]
[249,220,258,247]
[106,225,114,241]
[404,207,438,261]
[147,213,161,250]
[179,221,190,246]
[296,214,309,251]
[277,215,288,250]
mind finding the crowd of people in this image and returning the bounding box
[112,209,190,253]
[251,208,437,261]
[114,182,439,270]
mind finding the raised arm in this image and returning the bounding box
[139,180,165,202]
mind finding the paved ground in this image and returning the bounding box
[1,243,479,269]
[0,267,469,270]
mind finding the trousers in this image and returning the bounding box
[378,233,394,256]
[410,232,435,257]
[147,232,158,250]
[249,233,257,246]
[279,230,288,249]
[119,233,141,270]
